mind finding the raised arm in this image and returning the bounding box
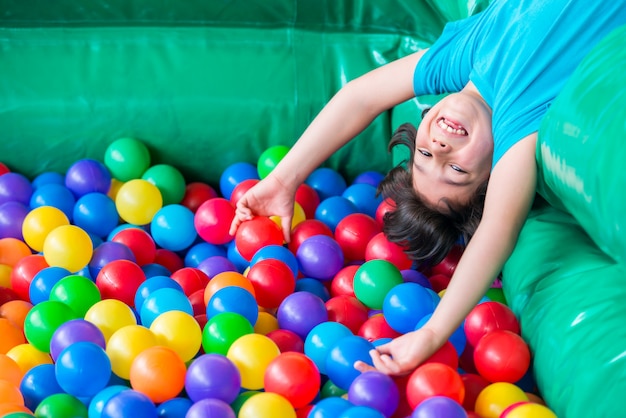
[356,133,538,375]
[229,50,427,240]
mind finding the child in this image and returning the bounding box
[229,0,626,376]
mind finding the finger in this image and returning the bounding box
[280,216,292,243]
[229,215,242,236]
[370,351,395,375]
[378,354,403,375]
[353,360,377,373]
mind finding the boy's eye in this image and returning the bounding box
[418,149,432,157]
[451,165,466,173]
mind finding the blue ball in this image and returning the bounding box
[150,204,197,252]
[88,385,130,418]
[55,342,112,398]
[339,406,386,418]
[325,335,375,390]
[184,242,227,268]
[32,171,65,189]
[20,364,64,411]
[416,313,467,356]
[306,167,347,201]
[304,321,353,375]
[353,171,385,188]
[250,244,298,277]
[155,397,193,418]
[141,263,172,278]
[102,389,157,418]
[207,286,258,325]
[134,276,184,310]
[29,183,76,220]
[106,223,144,241]
[295,278,330,302]
[139,287,193,327]
[73,192,119,238]
[219,161,259,201]
[342,183,383,218]
[309,397,353,418]
[382,282,438,334]
[226,240,249,273]
[29,266,71,305]
[315,196,359,233]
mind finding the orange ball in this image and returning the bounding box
[0,300,33,330]
[0,379,24,405]
[204,271,256,306]
[0,238,32,267]
[130,346,187,404]
[0,403,32,415]
[0,318,25,355]
[0,354,24,387]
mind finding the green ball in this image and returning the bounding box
[353,259,404,310]
[49,275,102,318]
[23,300,78,353]
[104,137,151,182]
[142,163,187,205]
[486,287,508,305]
[231,390,261,415]
[257,145,290,179]
[320,379,347,399]
[34,393,88,418]
[202,312,254,355]
[3,413,34,418]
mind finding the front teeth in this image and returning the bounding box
[438,118,467,135]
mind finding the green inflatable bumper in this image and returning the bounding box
[504,25,626,417]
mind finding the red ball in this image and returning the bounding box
[406,363,465,410]
[264,352,321,409]
[10,254,49,302]
[357,314,401,342]
[181,182,218,213]
[235,216,284,261]
[287,219,333,255]
[194,198,236,245]
[428,273,452,293]
[430,245,463,277]
[0,162,10,176]
[0,286,20,307]
[334,213,381,261]
[330,265,359,298]
[460,373,490,412]
[423,340,459,370]
[459,343,478,374]
[230,179,259,206]
[473,329,531,383]
[110,228,156,266]
[246,258,295,309]
[365,232,412,270]
[464,301,521,347]
[95,259,146,308]
[266,329,304,353]
[295,183,320,220]
[170,267,210,297]
[153,249,184,274]
[375,198,395,227]
[188,289,206,317]
[325,295,369,334]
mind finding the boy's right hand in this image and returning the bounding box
[228,175,297,243]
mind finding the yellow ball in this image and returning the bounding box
[505,403,558,418]
[106,325,158,380]
[253,311,279,335]
[107,178,124,201]
[0,264,12,288]
[22,206,69,253]
[270,202,306,232]
[6,343,52,374]
[150,311,202,363]
[85,299,137,343]
[227,333,280,390]
[43,225,93,273]
[115,179,163,225]
[475,382,529,418]
[238,392,296,418]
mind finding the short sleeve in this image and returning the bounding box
[413,13,482,96]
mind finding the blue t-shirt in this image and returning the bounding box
[413,0,626,167]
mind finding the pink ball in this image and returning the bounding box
[194,198,236,245]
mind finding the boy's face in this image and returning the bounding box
[412,89,493,211]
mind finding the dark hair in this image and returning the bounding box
[377,122,488,267]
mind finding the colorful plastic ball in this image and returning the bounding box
[88,385,130,418]
[303,321,352,375]
[55,341,111,398]
[375,198,395,226]
[401,269,432,288]
[0,318,26,354]
[203,270,255,304]
[264,351,320,408]
[239,392,296,418]
[353,171,385,188]
[42,225,93,273]
[142,164,186,206]
[23,300,78,353]
[194,198,236,245]
[0,238,33,269]
[84,299,137,343]
[382,282,437,334]
[154,248,183,273]
[460,373,490,412]
[252,310,278,335]
[430,245,463,277]
[473,330,531,383]
[503,403,557,418]
[341,183,383,219]
[186,398,235,418]
[29,183,76,221]
[150,204,197,251]
[0,172,33,206]
[365,232,412,270]
[184,242,226,268]
[101,389,157,418]
[108,229,154,267]
[115,179,163,226]
[29,266,70,305]
[296,235,344,281]
[19,363,61,411]
[266,329,304,353]
[411,396,467,418]
[133,276,179,313]
[357,314,401,343]
[32,171,64,189]
[0,201,28,240]
[154,397,192,418]
[197,254,237,279]
[308,396,352,418]
[326,295,369,334]
[72,192,118,238]
[235,216,284,261]
[169,267,209,297]
[314,196,358,233]
[257,145,290,179]
[353,259,404,311]
[180,182,218,213]
[49,274,101,317]
[202,312,254,355]
[295,183,321,220]
[207,286,258,326]
[0,162,8,175]
[294,277,330,302]
[106,324,157,380]
[226,240,249,272]
[246,258,295,309]
[0,353,24,387]
[306,167,347,201]
[103,137,151,182]
[334,213,381,262]
[129,346,186,404]
[406,363,465,410]
[329,265,359,298]
[270,201,306,231]
[325,335,375,391]
[277,291,329,340]
[49,319,106,362]
[6,343,53,374]
[227,333,280,390]
[348,371,399,416]
[34,392,88,418]
[474,382,529,418]
[464,301,521,348]
[95,259,146,308]
[185,353,241,403]
[139,287,193,327]
[10,254,49,301]
[65,159,111,198]
[229,178,260,206]
[250,244,299,276]
[417,313,465,357]
[287,219,333,254]
[149,310,202,362]
[220,161,260,200]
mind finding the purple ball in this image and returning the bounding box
[0,201,29,239]
[0,172,33,206]
[296,235,344,281]
[353,171,385,188]
[89,241,136,278]
[50,319,106,362]
[348,371,400,417]
[277,291,328,340]
[197,255,237,278]
[185,354,241,403]
[411,396,468,418]
[186,398,236,418]
[401,269,432,289]
[65,158,112,198]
